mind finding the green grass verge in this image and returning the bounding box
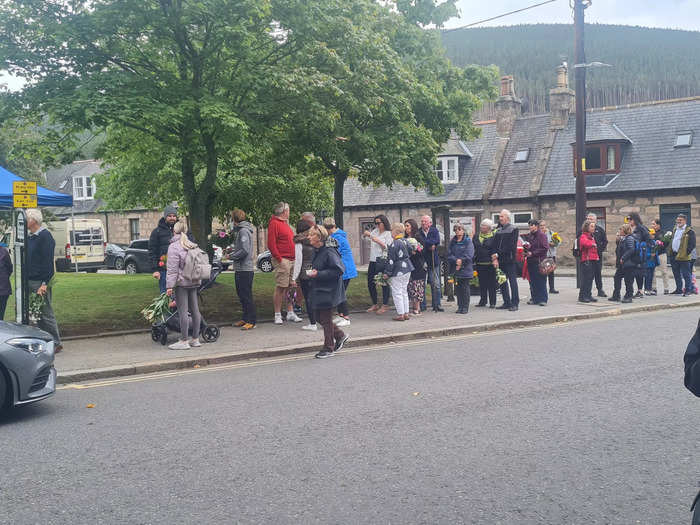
[5,272,380,337]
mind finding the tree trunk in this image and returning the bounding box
[333,170,347,229]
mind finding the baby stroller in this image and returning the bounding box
[150,263,223,346]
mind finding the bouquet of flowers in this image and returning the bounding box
[158,254,167,268]
[551,232,562,246]
[496,268,507,286]
[28,292,45,324]
[469,270,479,287]
[405,237,421,253]
[141,293,173,324]
[373,273,390,287]
[209,229,235,250]
[663,231,673,245]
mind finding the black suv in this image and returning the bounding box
[123,239,152,274]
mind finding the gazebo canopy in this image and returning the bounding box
[0,165,73,209]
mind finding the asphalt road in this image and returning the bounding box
[2,307,699,524]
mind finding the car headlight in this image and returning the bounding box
[7,337,49,355]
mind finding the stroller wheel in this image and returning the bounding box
[202,325,220,342]
[159,328,168,346]
[151,326,161,342]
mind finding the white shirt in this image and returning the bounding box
[672,225,686,252]
[368,229,393,262]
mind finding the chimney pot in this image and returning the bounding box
[556,64,569,89]
[500,75,515,97]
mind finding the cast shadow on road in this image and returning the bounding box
[0,403,56,426]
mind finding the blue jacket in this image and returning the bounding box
[416,226,441,269]
[447,236,474,278]
[331,229,358,280]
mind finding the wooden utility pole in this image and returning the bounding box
[574,0,589,287]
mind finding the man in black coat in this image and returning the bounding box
[493,209,520,311]
[683,318,700,524]
[149,205,178,294]
[0,244,12,320]
[587,212,608,297]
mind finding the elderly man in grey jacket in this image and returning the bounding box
[230,209,256,329]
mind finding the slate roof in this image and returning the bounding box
[44,159,104,215]
[343,122,499,207]
[579,119,632,143]
[540,97,700,196]
[490,114,549,200]
[441,129,473,157]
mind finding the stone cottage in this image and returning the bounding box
[342,67,700,266]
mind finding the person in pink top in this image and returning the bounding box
[578,219,600,303]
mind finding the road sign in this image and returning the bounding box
[13,181,37,194]
[13,194,38,208]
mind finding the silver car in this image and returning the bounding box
[0,322,57,410]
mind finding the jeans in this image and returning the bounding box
[420,263,442,310]
[643,266,656,291]
[315,308,345,351]
[527,259,548,304]
[579,260,595,300]
[298,279,315,324]
[175,286,201,341]
[337,279,351,316]
[389,273,411,315]
[635,268,644,291]
[28,280,61,344]
[477,264,497,306]
[612,267,635,298]
[234,271,256,325]
[367,261,390,306]
[671,254,693,293]
[159,270,167,295]
[455,277,471,312]
[499,260,519,307]
[547,256,557,291]
[593,259,604,292]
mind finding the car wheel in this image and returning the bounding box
[125,262,138,274]
[259,258,273,273]
[0,367,8,410]
[114,257,125,270]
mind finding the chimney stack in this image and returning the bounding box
[495,75,521,137]
[549,63,575,129]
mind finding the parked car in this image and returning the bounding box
[0,322,57,410]
[213,246,231,271]
[123,239,151,274]
[104,243,127,270]
[257,250,273,272]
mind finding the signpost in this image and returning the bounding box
[13,181,38,209]
[12,181,36,324]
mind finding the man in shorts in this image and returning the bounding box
[268,202,301,324]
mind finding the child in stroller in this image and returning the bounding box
[151,262,223,346]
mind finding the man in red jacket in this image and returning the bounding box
[268,202,300,324]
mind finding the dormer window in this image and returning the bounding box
[73,175,96,200]
[435,156,458,184]
[514,149,529,163]
[59,180,68,190]
[675,132,692,148]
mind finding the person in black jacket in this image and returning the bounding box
[586,213,608,297]
[307,226,349,359]
[628,212,652,298]
[0,244,13,319]
[25,208,61,352]
[149,205,178,294]
[473,219,498,308]
[609,224,636,303]
[683,318,700,524]
[493,209,520,311]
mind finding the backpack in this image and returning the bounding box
[631,238,649,265]
[182,247,211,283]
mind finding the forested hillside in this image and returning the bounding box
[442,24,700,117]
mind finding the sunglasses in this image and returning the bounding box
[374,222,381,225]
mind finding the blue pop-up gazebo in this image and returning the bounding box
[0,165,73,208]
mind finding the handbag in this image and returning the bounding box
[539,256,557,275]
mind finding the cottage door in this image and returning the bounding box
[359,218,375,265]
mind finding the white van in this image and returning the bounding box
[49,218,106,272]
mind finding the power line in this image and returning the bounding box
[443,0,559,32]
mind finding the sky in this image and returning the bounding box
[446,0,700,31]
[2,0,699,90]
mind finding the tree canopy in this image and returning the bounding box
[0,0,496,239]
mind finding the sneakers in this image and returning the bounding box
[189,339,202,347]
[315,349,334,359]
[597,291,608,298]
[241,323,256,330]
[336,318,351,327]
[332,316,342,325]
[274,314,284,325]
[334,334,350,352]
[233,320,246,327]
[634,291,644,298]
[169,340,191,350]
[302,323,318,331]
[287,312,303,323]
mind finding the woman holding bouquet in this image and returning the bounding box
[364,214,392,314]
[404,219,426,315]
[473,219,498,308]
[448,223,474,314]
[383,223,414,321]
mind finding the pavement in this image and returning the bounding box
[55,275,700,384]
[3,307,700,523]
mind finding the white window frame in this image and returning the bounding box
[492,211,533,228]
[514,149,529,162]
[675,132,692,148]
[435,156,458,184]
[73,175,96,201]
